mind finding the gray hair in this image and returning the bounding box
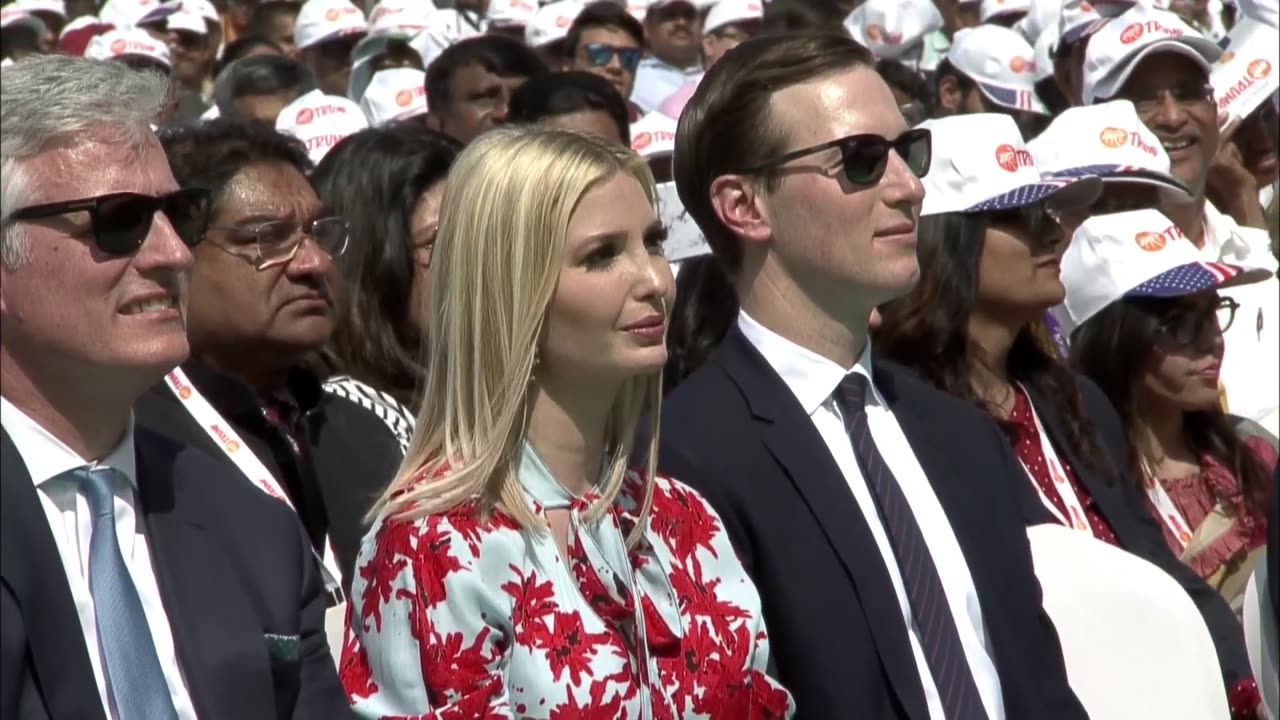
[0,55,170,268]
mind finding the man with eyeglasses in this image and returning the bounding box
[1084,3,1280,438]
[631,0,703,113]
[135,120,404,598]
[660,31,1085,720]
[565,0,647,121]
[0,55,353,719]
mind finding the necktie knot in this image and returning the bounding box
[70,466,121,520]
[838,372,871,411]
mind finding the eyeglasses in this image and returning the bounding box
[4,188,211,256]
[582,43,643,72]
[205,216,350,270]
[740,128,932,186]
[1129,83,1214,116]
[1155,296,1239,346]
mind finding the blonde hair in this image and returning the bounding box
[372,126,663,542]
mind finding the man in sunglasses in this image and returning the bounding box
[659,32,1086,719]
[0,55,353,719]
[632,0,703,114]
[565,0,647,122]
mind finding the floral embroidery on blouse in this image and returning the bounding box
[339,444,794,719]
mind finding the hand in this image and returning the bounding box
[1207,115,1266,229]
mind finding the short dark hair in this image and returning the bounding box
[214,35,284,78]
[876,58,933,119]
[310,123,462,407]
[425,35,547,111]
[932,58,977,109]
[212,54,316,119]
[673,32,874,277]
[564,1,645,58]
[760,0,847,35]
[159,119,312,215]
[508,71,631,145]
[247,1,300,37]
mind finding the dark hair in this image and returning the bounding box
[876,58,933,117]
[508,71,631,145]
[425,35,548,111]
[932,57,977,111]
[212,54,316,119]
[674,32,874,278]
[214,35,284,78]
[1070,297,1272,517]
[309,123,462,408]
[663,255,738,393]
[874,211,1109,473]
[159,119,313,213]
[564,1,646,58]
[760,0,847,35]
[247,1,300,38]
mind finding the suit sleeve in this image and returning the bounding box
[290,516,357,719]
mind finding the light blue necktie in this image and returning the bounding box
[73,466,179,720]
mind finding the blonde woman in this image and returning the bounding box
[339,127,793,719]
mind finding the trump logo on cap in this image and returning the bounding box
[296,107,315,124]
[995,144,1033,172]
[1248,59,1272,80]
[110,38,127,54]
[866,24,883,41]
[395,89,414,107]
[1120,23,1144,44]
[1099,127,1129,148]
[633,132,652,151]
[1009,56,1030,73]
[1135,231,1167,251]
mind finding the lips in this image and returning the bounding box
[623,314,664,331]
[875,223,916,237]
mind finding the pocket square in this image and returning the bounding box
[265,633,300,663]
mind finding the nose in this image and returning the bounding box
[1146,92,1189,131]
[879,150,926,209]
[284,233,335,280]
[632,247,673,307]
[605,53,624,73]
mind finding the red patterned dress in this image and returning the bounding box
[339,444,794,719]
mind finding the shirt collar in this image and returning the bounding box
[736,310,882,416]
[1,395,137,489]
[1201,201,1279,270]
[517,441,606,510]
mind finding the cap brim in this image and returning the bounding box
[298,26,367,50]
[1045,164,1194,197]
[977,80,1050,115]
[964,175,1103,212]
[1124,261,1272,298]
[1088,39,1222,103]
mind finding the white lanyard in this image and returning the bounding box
[1016,387,1093,534]
[1139,457,1196,550]
[164,368,344,597]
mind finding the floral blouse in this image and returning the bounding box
[339,444,794,719]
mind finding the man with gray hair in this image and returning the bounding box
[0,54,352,719]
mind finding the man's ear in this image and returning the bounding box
[424,112,443,132]
[709,174,772,250]
[936,74,963,115]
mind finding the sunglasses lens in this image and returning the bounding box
[94,195,158,255]
[163,189,211,247]
[585,44,611,66]
[842,140,890,185]
[899,131,931,178]
[619,49,642,70]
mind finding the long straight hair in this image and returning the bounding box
[371,126,663,543]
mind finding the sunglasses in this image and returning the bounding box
[582,43,643,72]
[5,188,211,256]
[986,203,1062,242]
[741,128,932,186]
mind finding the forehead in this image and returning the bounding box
[28,134,177,204]
[1119,52,1207,92]
[768,66,907,150]
[451,62,519,93]
[216,161,319,218]
[579,25,641,48]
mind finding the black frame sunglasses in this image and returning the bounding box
[740,128,932,186]
[6,188,212,257]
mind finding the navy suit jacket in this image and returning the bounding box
[0,424,354,720]
[656,328,1086,720]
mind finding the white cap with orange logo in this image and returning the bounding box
[1061,209,1270,328]
[295,0,368,51]
[359,67,428,125]
[1210,16,1279,125]
[11,0,66,19]
[980,0,1032,24]
[85,27,171,67]
[98,0,176,29]
[917,113,1101,216]
[629,111,677,158]
[1082,4,1221,104]
[366,0,436,37]
[843,0,942,64]
[704,0,763,35]
[276,89,370,164]
[947,25,1050,114]
[526,0,584,47]
[488,0,537,28]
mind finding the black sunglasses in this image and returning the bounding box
[740,128,932,186]
[6,188,211,256]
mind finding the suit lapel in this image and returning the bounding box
[0,429,107,720]
[135,430,276,720]
[717,330,930,719]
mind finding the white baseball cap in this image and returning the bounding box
[1061,209,1270,328]
[1059,0,1109,47]
[178,0,219,23]
[980,0,1032,24]
[85,27,172,67]
[630,111,677,158]
[704,0,763,35]
[627,0,647,22]
[1033,19,1059,82]
[366,0,435,37]
[11,0,66,18]
[843,0,942,62]
[98,0,175,28]
[525,0,583,47]
[295,0,367,51]
[0,8,46,33]
[1082,4,1222,104]
[166,9,207,33]
[1235,0,1278,27]
[276,89,369,163]
[917,113,1102,216]
[488,0,537,28]
[359,67,427,124]
[948,25,1050,114]
[1210,17,1279,125]
[1029,100,1192,195]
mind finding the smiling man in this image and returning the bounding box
[134,120,404,594]
[1084,2,1280,435]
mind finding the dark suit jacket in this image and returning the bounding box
[656,328,1085,720]
[1025,379,1252,689]
[0,425,354,720]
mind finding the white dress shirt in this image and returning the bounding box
[738,312,1006,720]
[630,55,703,114]
[1200,202,1280,436]
[0,397,198,720]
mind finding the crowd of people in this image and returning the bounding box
[1,0,1278,717]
